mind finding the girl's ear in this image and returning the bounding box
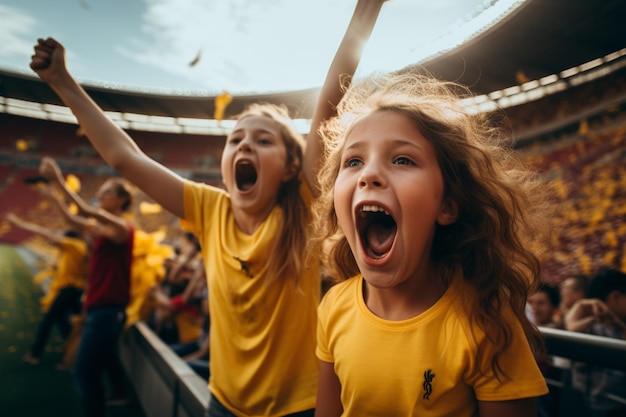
[437,198,459,226]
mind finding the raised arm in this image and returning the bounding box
[43,185,95,233]
[303,0,388,194]
[30,38,185,218]
[40,157,130,244]
[6,213,64,245]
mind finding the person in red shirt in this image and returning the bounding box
[40,157,134,417]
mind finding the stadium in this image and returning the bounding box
[1,0,625,416]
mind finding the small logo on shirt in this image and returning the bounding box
[423,369,435,400]
[234,256,253,278]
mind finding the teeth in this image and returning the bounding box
[361,205,389,215]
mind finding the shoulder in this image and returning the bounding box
[183,179,224,194]
[184,180,228,208]
[183,180,230,226]
[322,276,359,299]
[319,276,360,312]
[65,236,87,249]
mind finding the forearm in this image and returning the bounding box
[55,201,91,231]
[304,0,386,191]
[50,176,124,233]
[8,216,60,242]
[54,177,92,216]
[564,315,595,332]
[46,73,143,172]
[319,0,386,111]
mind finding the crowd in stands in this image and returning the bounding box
[526,270,626,417]
[503,65,626,138]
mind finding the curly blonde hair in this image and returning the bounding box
[311,71,553,377]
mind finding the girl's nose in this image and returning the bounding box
[358,163,386,188]
[237,136,253,152]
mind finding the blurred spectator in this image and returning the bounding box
[559,274,590,325]
[529,283,562,417]
[556,274,590,417]
[40,157,135,416]
[566,268,626,417]
[169,279,210,381]
[7,212,87,366]
[529,282,562,328]
[150,231,202,343]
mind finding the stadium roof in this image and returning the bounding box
[1,0,624,120]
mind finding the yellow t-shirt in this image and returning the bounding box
[54,237,88,290]
[40,237,88,312]
[175,307,203,344]
[317,275,549,417]
[184,178,320,417]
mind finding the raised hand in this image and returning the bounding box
[30,37,68,85]
[39,156,64,184]
[6,213,20,225]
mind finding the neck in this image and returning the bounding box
[363,271,448,321]
[232,205,275,235]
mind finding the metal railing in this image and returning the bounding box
[117,322,625,417]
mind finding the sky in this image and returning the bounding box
[0,0,523,95]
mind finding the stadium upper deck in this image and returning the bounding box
[1,0,625,123]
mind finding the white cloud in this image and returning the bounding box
[114,0,499,93]
[0,5,36,59]
[117,0,366,93]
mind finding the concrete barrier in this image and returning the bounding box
[118,321,210,417]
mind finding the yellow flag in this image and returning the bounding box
[214,91,233,122]
[15,139,29,151]
[139,201,162,215]
[179,218,194,232]
[515,70,530,84]
[65,174,81,193]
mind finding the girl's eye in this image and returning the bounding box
[394,156,414,166]
[228,137,242,145]
[344,158,362,168]
[258,137,272,145]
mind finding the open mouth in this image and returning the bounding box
[235,160,257,191]
[357,204,397,259]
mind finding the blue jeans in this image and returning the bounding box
[205,394,314,417]
[72,306,126,417]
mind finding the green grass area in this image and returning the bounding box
[0,243,82,415]
[0,244,145,417]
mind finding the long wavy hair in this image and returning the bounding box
[234,103,309,286]
[311,71,553,377]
